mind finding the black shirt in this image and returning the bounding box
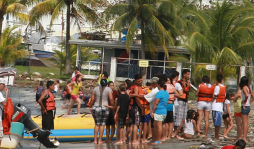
[117,94,130,118]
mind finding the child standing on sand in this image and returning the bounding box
[222,92,234,139]
[33,81,44,108]
[114,84,130,144]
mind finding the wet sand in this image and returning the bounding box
[8,86,254,149]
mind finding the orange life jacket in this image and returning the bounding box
[44,91,56,111]
[216,85,226,102]
[129,85,147,106]
[166,84,175,101]
[177,80,190,101]
[2,98,14,135]
[198,83,215,102]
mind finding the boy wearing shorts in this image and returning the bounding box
[114,84,130,144]
[212,74,226,139]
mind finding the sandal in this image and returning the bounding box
[152,141,161,145]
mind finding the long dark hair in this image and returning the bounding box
[125,79,132,89]
[186,110,195,123]
[194,112,199,124]
[168,76,173,85]
[239,76,249,89]
[158,79,166,90]
[75,74,81,85]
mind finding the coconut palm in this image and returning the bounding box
[157,0,200,46]
[185,0,254,74]
[0,0,38,43]
[30,0,98,74]
[0,26,28,67]
[49,45,99,75]
[105,0,174,61]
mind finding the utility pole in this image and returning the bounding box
[27,44,32,73]
[62,10,64,42]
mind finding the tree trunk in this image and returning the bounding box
[65,3,72,74]
[140,21,146,83]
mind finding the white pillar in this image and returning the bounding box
[109,57,117,82]
[101,47,105,73]
[240,66,246,78]
[76,45,81,70]
[177,62,182,80]
[163,54,166,74]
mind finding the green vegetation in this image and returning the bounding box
[105,0,175,60]
[30,0,98,74]
[49,45,99,75]
[0,26,27,67]
[15,66,71,80]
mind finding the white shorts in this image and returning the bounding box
[197,101,211,111]
[154,113,166,121]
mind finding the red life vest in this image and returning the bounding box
[44,91,56,111]
[198,83,215,102]
[129,85,147,106]
[177,80,190,101]
[2,98,14,135]
[216,85,226,102]
[166,84,175,101]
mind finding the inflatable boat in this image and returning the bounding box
[0,122,24,148]
[23,113,112,142]
[12,103,59,148]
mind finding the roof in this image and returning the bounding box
[0,67,17,77]
[69,39,190,54]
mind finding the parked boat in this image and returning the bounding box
[12,103,59,148]
[0,122,24,148]
[24,114,114,142]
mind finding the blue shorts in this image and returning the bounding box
[241,106,250,115]
[141,114,150,123]
[212,111,222,127]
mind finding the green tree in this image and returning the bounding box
[49,45,99,75]
[30,0,98,74]
[185,0,254,74]
[0,0,36,43]
[105,0,174,61]
[0,26,28,67]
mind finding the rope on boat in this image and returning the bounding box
[25,127,39,134]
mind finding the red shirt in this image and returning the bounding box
[108,90,118,106]
[221,145,234,149]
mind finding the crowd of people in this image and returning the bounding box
[32,67,252,148]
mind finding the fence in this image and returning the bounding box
[82,57,254,90]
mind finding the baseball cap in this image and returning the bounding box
[150,77,159,84]
[0,78,6,85]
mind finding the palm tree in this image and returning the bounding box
[105,0,174,61]
[157,0,199,46]
[30,0,98,74]
[70,45,99,68]
[0,0,36,43]
[49,45,99,75]
[185,0,254,74]
[0,26,28,67]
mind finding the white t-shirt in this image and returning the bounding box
[144,87,159,111]
[242,87,251,107]
[174,82,183,106]
[0,92,5,121]
[198,83,211,88]
[211,84,225,112]
[223,99,231,113]
[71,72,76,78]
